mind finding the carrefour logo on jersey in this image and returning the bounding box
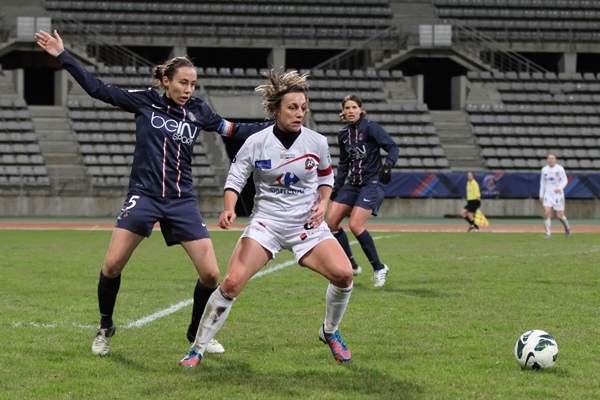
[277,172,300,187]
[271,172,305,194]
[151,112,197,145]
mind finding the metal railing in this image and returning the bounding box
[312,23,408,71]
[446,19,548,74]
[51,16,155,68]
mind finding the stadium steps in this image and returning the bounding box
[29,105,90,194]
[430,110,486,171]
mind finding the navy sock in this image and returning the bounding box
[333,228,359,269]
[464,216,474,226]
[187,279,217,342]
[356,229,383,271]
[98,270,121,329]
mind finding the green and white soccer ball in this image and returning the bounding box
[514,329,558,370]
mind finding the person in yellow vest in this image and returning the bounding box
[460,171,481,232]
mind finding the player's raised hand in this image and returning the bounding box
[34,30,64,57]
[218,210,237,230]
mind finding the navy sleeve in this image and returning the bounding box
[56,51,144,113]
[230,121,274,141]
[372,122,399,166]
[334,130,350,189]
[197,103,273,140]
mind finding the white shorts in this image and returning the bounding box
[542,193,565,211]
[241,218,335,262]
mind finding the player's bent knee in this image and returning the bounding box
[329,266,353,287]
[347,223,364,236]
[200,270,220,287]
[102,260,126,277]
[333,274,353,288]
[220,277,244,298]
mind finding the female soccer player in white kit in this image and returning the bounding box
[539,153,571,238]
[180,70,354,367]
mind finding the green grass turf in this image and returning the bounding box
[1,230,598,399]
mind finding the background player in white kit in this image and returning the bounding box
[180,70,354,368]
[539,153,571,238]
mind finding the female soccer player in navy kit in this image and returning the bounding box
[325,95,399,287]
[34,30,268,356]
[180,70,354,368]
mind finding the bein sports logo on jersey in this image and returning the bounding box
[348,145,367,160]
[277,172,300,187]
[151,112,197,145]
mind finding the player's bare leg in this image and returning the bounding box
[543,206,552,238]
[555,210,571,237]
[93,228,144,356]
[327,202,361,274]
[301,240,353,362]
[181,238,225,353]
[181,238,269,367]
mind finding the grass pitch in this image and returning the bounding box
[1,228,598,399]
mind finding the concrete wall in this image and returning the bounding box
[1,196,598,218]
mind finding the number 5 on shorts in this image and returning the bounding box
[124,195,140,211]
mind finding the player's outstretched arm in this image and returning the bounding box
[34,30,64,57]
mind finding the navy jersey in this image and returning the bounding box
[334,118,399,189]
[57,51,268,198]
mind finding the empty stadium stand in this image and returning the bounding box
[466,71,600,171]
[44,0,394,43]
[433,0,600,43]
[0,98,50,192]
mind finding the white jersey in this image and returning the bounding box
[225,125,334,223]
[539,164,568,199]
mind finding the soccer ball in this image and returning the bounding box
[514,330,558,370]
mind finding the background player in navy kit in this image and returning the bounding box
[180,70,354,368]
[34,30,269,356]
[325,95,399,288]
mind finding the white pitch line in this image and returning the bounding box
[13,234,399,330]
[124,299,194,328]
[454,247,600,261]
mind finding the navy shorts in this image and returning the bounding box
[115,193,210,246]
[334,183,386,216]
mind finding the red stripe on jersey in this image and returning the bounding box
[175,142,182,197]
[272,153,321,170]
[317,165,333,176]
[162,138,168,197]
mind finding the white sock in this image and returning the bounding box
[559,216,570,230]
[192,287,235,353]
[544,218,551,235]
[323,282,353,333]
